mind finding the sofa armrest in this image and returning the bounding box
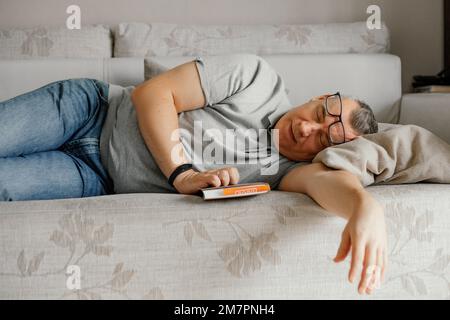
[399,93,450,144]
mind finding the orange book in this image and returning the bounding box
[200,182,271,200]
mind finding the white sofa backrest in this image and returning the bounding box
[149,54,402,124]
[0,22,398,122]
[0,58,144,100]
[0,53,401,124]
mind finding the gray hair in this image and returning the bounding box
[351,99,378,135]
[342,94,378,135]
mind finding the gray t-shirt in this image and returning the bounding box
[100,54,307,194]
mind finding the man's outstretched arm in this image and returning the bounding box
[278,163,387,295]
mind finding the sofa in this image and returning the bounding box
[0,22,449,300]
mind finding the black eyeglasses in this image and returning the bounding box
[322,92,346,146]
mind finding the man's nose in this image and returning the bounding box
[298,121,322,137]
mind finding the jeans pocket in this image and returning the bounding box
[60,137,113,191]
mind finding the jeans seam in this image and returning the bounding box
[63,137,99,145]
[60,138,99,155]
[91,79,109,104]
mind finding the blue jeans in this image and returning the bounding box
[0,78,114,201]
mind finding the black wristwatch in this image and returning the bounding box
[168,163,195,188]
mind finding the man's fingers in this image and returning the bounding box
[375,248,383,288]
[203,173,221,187]
[366,248,383,295]
[381,249,387,283]
[359,246,377,295]
[349,242,364,283]
[216,170,230,186]
[228,167,240,184]
[206,167,239,186]
[334,229,351,263]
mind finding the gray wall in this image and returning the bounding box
[0,0,444,92]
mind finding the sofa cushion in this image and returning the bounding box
[113,22,390,58]
[0,184,449,299]
[399,93,450,144]
[143,57,169,80]
[0,25,112,59]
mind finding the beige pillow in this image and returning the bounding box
[313,125,450,186]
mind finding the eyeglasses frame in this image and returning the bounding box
[323,92,346,146]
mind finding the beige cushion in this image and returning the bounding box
[113,22,390,58]
[0,25,112,59]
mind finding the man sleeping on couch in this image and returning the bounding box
[0,54,386,295]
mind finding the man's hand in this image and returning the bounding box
[278,163,388,295]
[173,167,240,195]
[333,200,388,295]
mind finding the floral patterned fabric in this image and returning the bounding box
[0,25,112,59]
[0,22,389,60]
[0,184,449,300]
[113,22,390,58]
